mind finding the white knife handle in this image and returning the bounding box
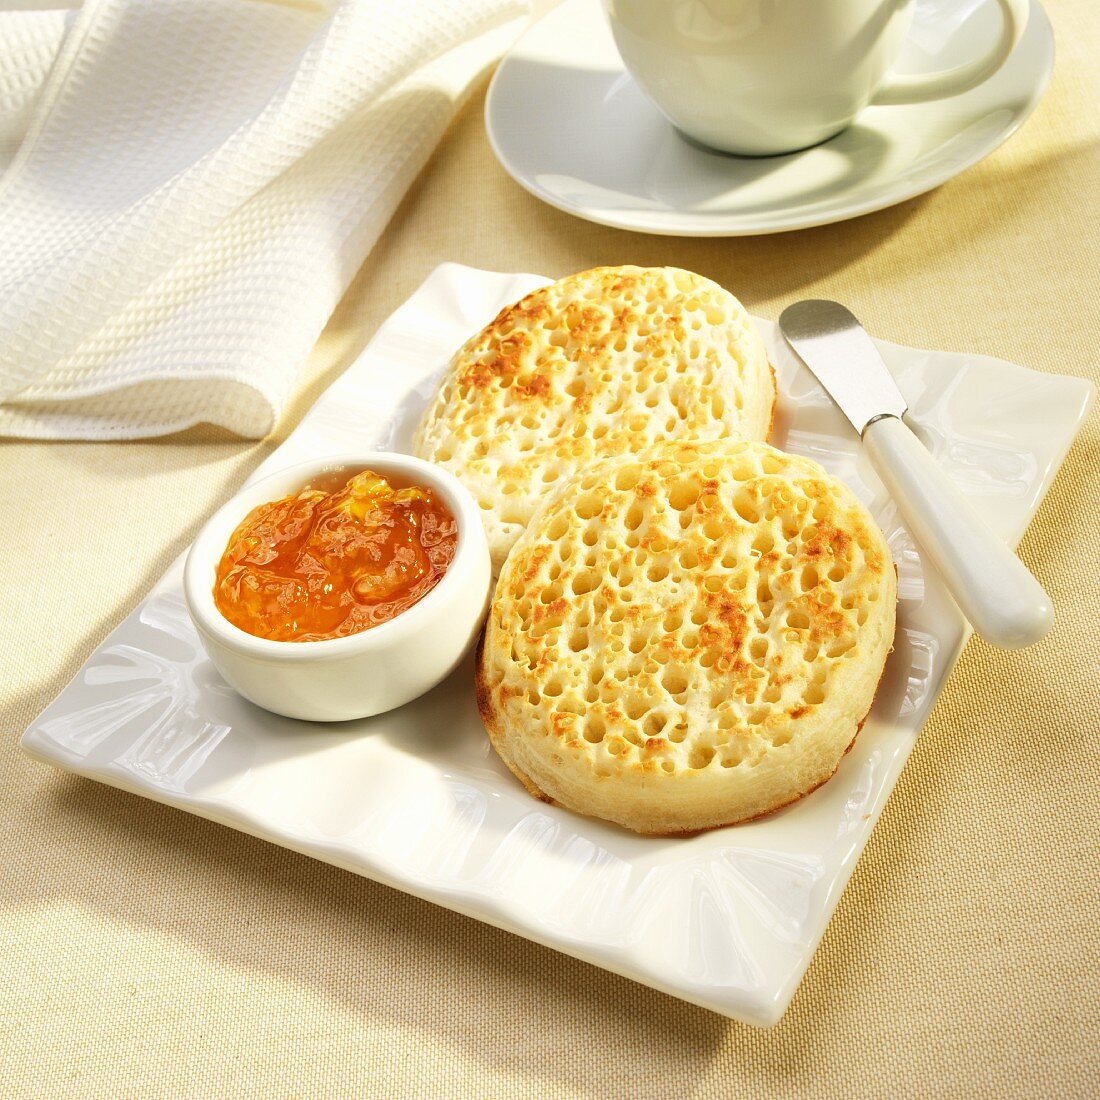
[862,415,1053,648]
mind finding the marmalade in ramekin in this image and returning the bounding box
[213,469,458,642]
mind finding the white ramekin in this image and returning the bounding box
[183,452,492,722]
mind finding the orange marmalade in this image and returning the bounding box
[214,469,458,642]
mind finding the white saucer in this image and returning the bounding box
[486,0,1054,236]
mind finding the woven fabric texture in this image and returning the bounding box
[1,0,1097,1095]
[0,0,525,440]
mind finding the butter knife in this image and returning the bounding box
[779,299,1052,649]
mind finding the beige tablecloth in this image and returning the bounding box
[2,1,1097,1095]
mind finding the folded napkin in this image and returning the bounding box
[0,0,527,439]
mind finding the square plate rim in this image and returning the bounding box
[19,262,1095,1027]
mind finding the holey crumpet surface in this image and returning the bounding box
[477,441,896,835]
[414,266,775,571]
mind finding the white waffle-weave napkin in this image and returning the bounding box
[0,0,527,439]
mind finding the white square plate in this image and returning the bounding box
[21,264,1093,1026]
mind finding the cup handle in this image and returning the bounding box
[871,0,1029,104]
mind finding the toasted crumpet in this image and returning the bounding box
[414,266,775,571]
[476,440,896,835]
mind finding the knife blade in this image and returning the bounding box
[778,299,906,434]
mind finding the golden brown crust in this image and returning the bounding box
[476,630,556,806]
[475,439,898,835]
[414,266,776,571]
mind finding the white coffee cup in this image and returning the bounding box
[602,0,1029,156]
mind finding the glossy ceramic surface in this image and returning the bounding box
[486,0,1054,234]
[21,264,1093,1025]
[183,452,492,722]
[602,0,1026,155]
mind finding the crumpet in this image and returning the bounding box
[413,266,775,571]
[476,440,896,835]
